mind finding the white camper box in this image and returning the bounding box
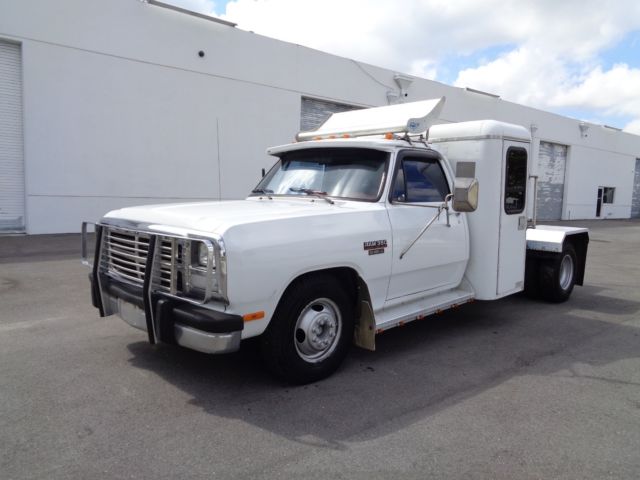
[430,120,588,300]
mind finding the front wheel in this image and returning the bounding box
[539,243,577,302]
[260,274,354,384]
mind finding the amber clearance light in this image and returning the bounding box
[243,311,265,322]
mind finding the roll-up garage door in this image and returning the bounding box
[0,41,25,233]
[536,141,567,221]
[300,97,361,132]
[632,158,640,218]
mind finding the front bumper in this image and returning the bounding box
[92,275,243,354]
[88,225,242,355]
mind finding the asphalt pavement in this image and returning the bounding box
[1,220,639,479]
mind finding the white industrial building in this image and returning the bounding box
[1,0,639,234]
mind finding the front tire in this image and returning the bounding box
[539,243,577,303]
[260,274,354,384]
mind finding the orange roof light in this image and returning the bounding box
[384,132,394,140]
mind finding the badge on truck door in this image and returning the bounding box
[363,240,387,255]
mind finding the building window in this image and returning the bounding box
[602,187,615,204]
[504,147,527,214]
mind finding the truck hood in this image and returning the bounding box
[101,198,379,235]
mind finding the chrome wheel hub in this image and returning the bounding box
[294,298,342,363]
[559,254,574,290]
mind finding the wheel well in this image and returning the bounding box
[276,268,377,350]
[285,267,365,307]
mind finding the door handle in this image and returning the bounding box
[518,216,526,230]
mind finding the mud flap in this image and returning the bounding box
[353,300,376,351]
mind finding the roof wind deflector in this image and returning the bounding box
[296,97,446,141]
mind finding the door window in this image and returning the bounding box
[504,147,527,214]
[392,157,450,203]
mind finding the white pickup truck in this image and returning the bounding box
[83,98,588,383]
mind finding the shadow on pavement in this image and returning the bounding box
[126,286,640,450]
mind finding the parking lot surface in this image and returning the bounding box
[1,220,639,479]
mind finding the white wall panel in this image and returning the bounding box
[562,146,634,219]
[20,42,300,232]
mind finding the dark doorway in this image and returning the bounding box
[596,187,603,217]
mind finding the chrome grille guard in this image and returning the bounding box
[82,221,227,307]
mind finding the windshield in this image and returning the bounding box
[252,148,389,201]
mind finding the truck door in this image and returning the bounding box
[497,141,529,295]
[385,151,468,300]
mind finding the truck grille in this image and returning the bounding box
[103,229,150,285]
[103,228,178,288]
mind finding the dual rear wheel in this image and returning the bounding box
[532,243,578,303]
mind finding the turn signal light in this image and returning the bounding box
[243,311,265,322]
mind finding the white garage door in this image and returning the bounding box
[632,158,640,218]
[300,97,361,132]
[536,141,567,221]
[0,41,25,233]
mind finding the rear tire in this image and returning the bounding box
[260,274,354,384]
[539,243,577,303]
[524,257,540,299]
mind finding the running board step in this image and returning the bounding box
[375,288,475,333]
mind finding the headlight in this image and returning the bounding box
[151,235,227,304]
[185,239,223,302]
[196,242,214,268]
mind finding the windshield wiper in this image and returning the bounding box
[289,187,335,205]
[251,188,273,199]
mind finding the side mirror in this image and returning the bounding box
[453,177,479,212]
